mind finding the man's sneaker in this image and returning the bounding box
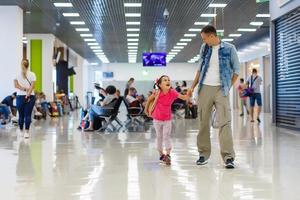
[239,113,244,117]
[196,156,207,165]
[257,117,261,123]
[225,158,235,169]
[159,155,165,163]
[164,154,171,165]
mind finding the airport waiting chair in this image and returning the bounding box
[94,97,123,132]
[123,98,145,129]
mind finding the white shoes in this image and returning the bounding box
[24,131,30,139]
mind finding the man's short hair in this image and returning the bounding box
[240,78,244,83]
[252,68,257,74]
[105,85,117,95]
[201,25,217,36]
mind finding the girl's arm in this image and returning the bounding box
[177,89,192,101]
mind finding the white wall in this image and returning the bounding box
[88,63,198,96]
[74,56,89,106]
[0,6,23,99]
[270,0,300,20]
[100,63,198,81]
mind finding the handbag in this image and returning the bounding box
[145,90,160,117]
[242,75,257,97]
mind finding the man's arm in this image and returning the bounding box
[230,46,240,86]
[191,70,200,92]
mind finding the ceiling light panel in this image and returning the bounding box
[208,3,227,8]
[125,13,141,17]
[222,38,234,42]
[229,34,242,37]
[256,14,270,18]
[127,34,139,37]
[70,21,85,25]
[84,38,96,42]
[194,22,209,25]
[127,39,139,42]
[250,21,264,26]
[75,28,89,32]
[189,28,202,32]
[238,28,257,32]
[180,38,192,42]
[201,13,217,17]
[54,3,73,7]
[184,34,197,37]
[124,3,142,7]
[63,13,79,17]
[127,28,140,31]
[80,34,93,37]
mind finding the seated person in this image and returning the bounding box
[0,104,10,124]
[84,85,118,131]
[126,87,143,108]
[34,92,48,119]
[1,92,17,117]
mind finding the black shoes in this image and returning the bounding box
[225,158,235,169]
[257,117,261,123]
[196,156,208,165]
[239,113,244,117]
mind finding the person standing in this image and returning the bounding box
[124,77,135,97]
[14,59,36,138]
[190,25,240,169]
[247,68,263,123]
[237,78,249,116]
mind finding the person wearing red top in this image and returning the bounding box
[146,75,191,165]
[237,78,249,116]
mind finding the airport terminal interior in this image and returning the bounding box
[0,0,300,199]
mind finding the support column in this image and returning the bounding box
[74,56,89,107]
[26,34,55,101]
[0,6,23,99]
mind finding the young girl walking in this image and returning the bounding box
[145,75,191,165]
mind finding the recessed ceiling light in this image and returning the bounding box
[128,46,138,49]
[128,49,138,52]
[174,46,184,49]
[176,43,188,46]
[128,53,137,55]
[70,21,85,25]
[126,22,140,25]
[201,13,217,17]
[127,28,140,31]
[75,28,89,32]
[208,3,227,8]
[127,38,139,41]
[23,41,28,44]
[90,62,98,65]
[180,38,192,42]
[250,21,264,26]
[169,52,178,55]
[127,34,139,37]
[256,14,270,18]
[171,49,181,52]
[194,22,209,25]
[184,34,197,37]
[128,43,138,46]
[124,3,142,7]
[217,30,224,32]
[54,3,73,7]
[80,34,93,37]
[90,46,101,49]
[87,43,99,46]
[222,38,234,42]
[93,49,103,52]
[188,61,195,63]
[84,38,96,42]
[22,37,27,40]
[125,13,141,17]
[62,13,79,17]
[229,34,242,37]
[238,28,257,32]
[189,28,202,32]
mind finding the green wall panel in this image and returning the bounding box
[30,40,42,92]
[70,75,74,93]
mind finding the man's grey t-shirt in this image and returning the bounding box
[247,75,262,93]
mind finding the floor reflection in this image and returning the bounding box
[0,111,299,199]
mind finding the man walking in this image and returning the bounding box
[247,68,263,123]
[190,25,240,169]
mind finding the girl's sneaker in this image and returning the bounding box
[164,154,171,165]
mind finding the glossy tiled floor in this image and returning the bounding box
[1,110,300,200]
